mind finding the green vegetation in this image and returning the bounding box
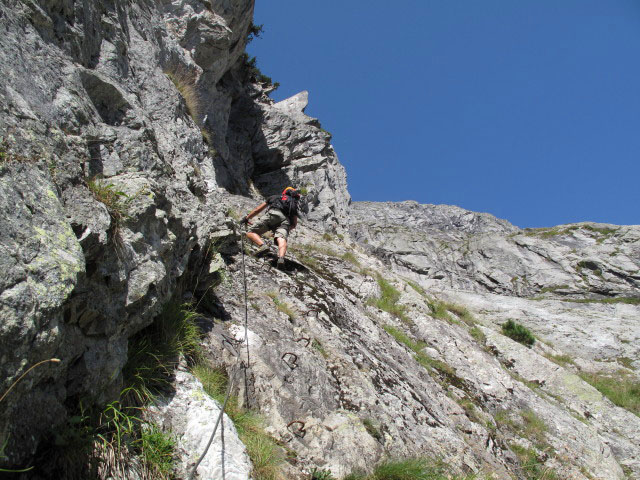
[546,354,575,367]
[469,326,486,344]
[247,22,264,43]
[342,251,361,266]
[383,325,460,386]
[563,297,640,306]
[519,409,549,447]
[428,301,475,327]
[493,409,556,479]
[343,458,475,480]
[384,325,425,353]
[539,285,570,294]
[457,398,484,425]
[124,302,202,404]
[140,425,176,478]
[165,66,202,121]
[369,275,409,323]
[322,233,333,241]
[266,291,297,321]
[312,338,328,359]
[501,320,535,347]
[362,418,382,442]
[294,242,338,258]
[576,260,603,278]
[405,280,427,297]
[510,444,557,480]
[0,138,9,163]
[579,371,640,416]
[226,207,242,221]
[192,364,285,479]
[311,467,337,480]
[0,137,33,164]
[87,179,131,231]
[28,301,202,478]
[241,53,280,90]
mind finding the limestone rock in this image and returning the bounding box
[148,368,252,480]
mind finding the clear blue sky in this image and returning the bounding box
[248,1,640,228]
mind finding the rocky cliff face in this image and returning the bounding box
[0,1,638,479]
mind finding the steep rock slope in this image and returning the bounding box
[0,0,638,479]
[202,219,639,479]
[0,0,347,467]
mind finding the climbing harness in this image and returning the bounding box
[189,222,252,479]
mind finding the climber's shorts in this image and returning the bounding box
[249,209,290,240]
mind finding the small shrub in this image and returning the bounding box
[428,301,452,323]
[501,320,535,347]
[322,233,333,241]
[241,53,279,89]
[87,179,130,230]
[247,22,264,43]
[546,354,575,367]
[519,409,548,447]
[510,444,557,480]
[383,325,426,353]
[405,280,427,297]
[371,458,447,479]
[123,302,202,405]
[564,297,640,306]
[383,326,461,387]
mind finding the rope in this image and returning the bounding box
[189,222,252,479]
[240,223,251,408]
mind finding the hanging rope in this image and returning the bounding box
[189,222,252,479]
[240,222,251,408]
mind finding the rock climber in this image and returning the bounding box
[242,187,301,268]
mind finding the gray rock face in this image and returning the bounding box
[148,367,252,480]
[208,226,638,479]
[351,201,640,299]
[1,0,638,478]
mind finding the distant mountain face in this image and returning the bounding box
[351,200,640,299]
[1,1,639,479]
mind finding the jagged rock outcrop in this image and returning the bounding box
[0,0,638,479]
[0,0,347,468]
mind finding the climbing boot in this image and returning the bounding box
[253,244,270,257]
[276,257,285,269]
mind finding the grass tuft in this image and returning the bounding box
[266,291,296,321]
[501,320,535,347]
[165,66,202,122]
[124,302,202,405]
[342,251,361,266]
[579,371,640,416]
[362,418,382,442]
[370,275,409,323]
[383,325,462,387]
